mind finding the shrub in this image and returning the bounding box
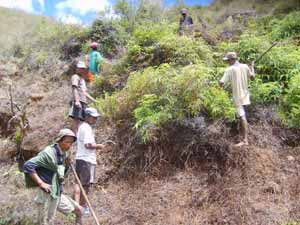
[97,63,236,142]
[219,35,300,83]
[202,86,236,122]
[158,35,214,66]
[271,11,300,40]
[90,19,128,58]
[20,20,87,70]
[134,94,173,142]
[279,75,300,127]
[251,79,282,104]
[132,22,175,47]
[127,23,214,68]
[256,46,300,82]
[91,75,122,97]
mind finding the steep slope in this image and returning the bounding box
[1,3,300,225]
[0,7,52,56]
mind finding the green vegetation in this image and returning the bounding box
[271,11,300,40]
[0,6,46,57]
[2,1,300,140]
[279,75,300,127]
[93,4,300,142]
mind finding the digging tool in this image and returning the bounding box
[101,140,116,146]
[253,42,278,64]
[70,164,101,225]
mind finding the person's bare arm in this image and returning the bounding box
[73,86,82,108]
[84,143,105,150]
[85,54,89,66]
[30,173,52,193]
[249,61,255,81]
[85,92,96,103]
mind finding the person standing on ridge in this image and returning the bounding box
[85,42,104,83]
[74,107,107,223]
[69,61,97,133]
[219,52,255,147]
[179,8,194,36]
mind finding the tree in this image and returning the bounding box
[115,0,130,20]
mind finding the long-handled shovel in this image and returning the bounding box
[253,42,278,64]
[70,164,101,225]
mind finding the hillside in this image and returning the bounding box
[0,6,53,57]
[1,1,300,225]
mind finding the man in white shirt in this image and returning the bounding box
[220,52,255,147]
[74,107,105,223]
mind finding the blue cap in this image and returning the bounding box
[85,107,100,117]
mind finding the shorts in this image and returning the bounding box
[69,101,87,121]
[35,188,80,224]
[75,159,96,186]
[236,105,248,118]
[88,72,95,83]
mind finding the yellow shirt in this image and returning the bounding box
[221,62,254,106]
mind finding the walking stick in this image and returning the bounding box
[253,42,278,64]
[70,164,101,225]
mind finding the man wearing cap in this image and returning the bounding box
[69,61,97,133]
[23,129,83,225]
[220,52,255,147]
[179,8,194,36]
[74,107,105,219]
[85,42,104,83]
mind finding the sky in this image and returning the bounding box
[0,0,213,25]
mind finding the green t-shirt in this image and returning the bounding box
[89,50,103,75]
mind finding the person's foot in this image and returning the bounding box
[234,140,249,147]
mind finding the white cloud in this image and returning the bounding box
[0,0,45,13]
[57,12,83,25]
[37,0,45,11]
[56,0,111,15]
[0,0,35,13]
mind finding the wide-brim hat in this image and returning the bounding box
[55,128,77,142]
[223,52,238,61]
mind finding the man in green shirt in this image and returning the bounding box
[23,128,83,225]
[86,42,104,82]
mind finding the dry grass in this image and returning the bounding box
[0,7,50,57]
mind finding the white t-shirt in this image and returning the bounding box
[220,62,254,107]
[76,122,97,165]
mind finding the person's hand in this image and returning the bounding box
[97,144,105,150]
[39,182,52,193]
[65,156,72,167]
[75,101,81,108]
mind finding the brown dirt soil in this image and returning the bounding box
[0,144,300,225]
[0,63,73,160]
